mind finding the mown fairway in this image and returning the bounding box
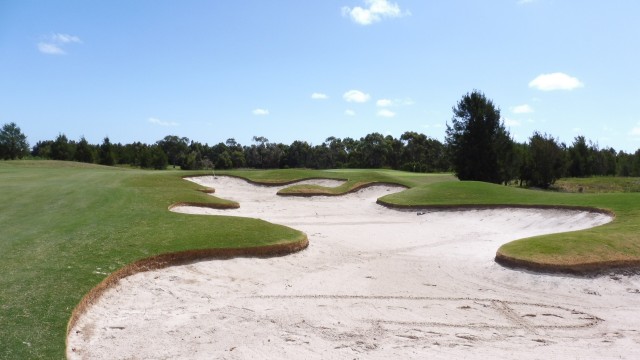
[0,161,307,359]
[1,161,638,359]
[379,181,640,270]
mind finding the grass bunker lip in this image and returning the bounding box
[66,236,309,340]
[2,162,638,358]
[66,175,626,359]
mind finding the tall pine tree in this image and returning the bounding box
[445,90,514,184]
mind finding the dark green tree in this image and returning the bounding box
[224,138,246,168]
[50,134,74,161]
[215,151,232,169]
[567,136,592,177]
[31,140,53,159]
[286,140,312,168]
[149,144,168,169]
[400,131,428,172]
[358,132,390,168]
[157,135,189,168]
[525,132,566,188]
[74,136,95,163]
[98,137,116,166]
[385,135,403,169]
[324,137,348,168]
[632,149,640,177]
[445,91,513,183]
[0,122,29,160]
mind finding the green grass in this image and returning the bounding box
[0,161,304,359]
[380,181,640,270]
[2,163,639,358]
[220,168,456,195]
[553,176,640,193]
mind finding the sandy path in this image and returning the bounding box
[67,176,640,359]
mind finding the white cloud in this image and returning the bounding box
[399,98,415,106]
[37,43,65,55]
[503,117,522,127]
[52,33,82,44]
[148,117,179,127]
[529,72,584,91]
[630,123,640,137]
[511,104,534,114]
[377,109,396,118]
[252,108,269,116]
[376,97,414,107]
[343,89,371,103]
[37,33,82,55]
[517,0,536,5]
[345,109,356,116]
[376,98,393,107]
[311,92,328,100]
[342,0,409,26]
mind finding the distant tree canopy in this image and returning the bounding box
[6,89,640,186]
[524,132,566,188]
[445,90,514,184]
[0,122,29,160]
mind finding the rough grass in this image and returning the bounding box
[0,161,304,359]
[553,176,640,193]
[220,169,456,196]
[3,162,639,358]
[380,181,640,273]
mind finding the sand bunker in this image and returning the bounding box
[67,176,640,359]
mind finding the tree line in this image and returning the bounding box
[2,90,639,188]
[23,132,450,172]
[445,90,640,187]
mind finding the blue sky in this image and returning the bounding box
[1,0,639,152]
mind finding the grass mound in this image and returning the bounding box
[2,163,638,358]
[0,161,305,359]
[380,181,639,274]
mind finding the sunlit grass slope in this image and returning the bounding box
[2,162,637,359]
[0,161,304,359]
[380,181,640,272]
[220,168,456,195]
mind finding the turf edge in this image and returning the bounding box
[376,199,620,275]
[65,236,308,353]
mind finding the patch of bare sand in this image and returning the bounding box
[67,176,640,359]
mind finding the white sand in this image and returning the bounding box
[67,176,640,359]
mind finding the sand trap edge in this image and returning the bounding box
[168,201,239,210]
[494,253,640,276]
[183,174,349,187]
[376,200,616,216]
[378,200,623,275]
[65,236,309,351]
[277,181,409,197]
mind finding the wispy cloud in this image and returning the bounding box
[504,117,522,127]
[252,108,269,116]
[529,72,584,91]
[376,98,393,107]
[311,92,328,100]
[37,33,82,55]
[376,97,414,107]
[343,89,371,103]
[511,104,534,114]
[148,117,179,127]
[377,109,396,118]
[37,43,65,55]
[345,109,356,116]
[630,123,640,137]
[342,0,410,26]
[52,33,81,44]
[517,0,537,5]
